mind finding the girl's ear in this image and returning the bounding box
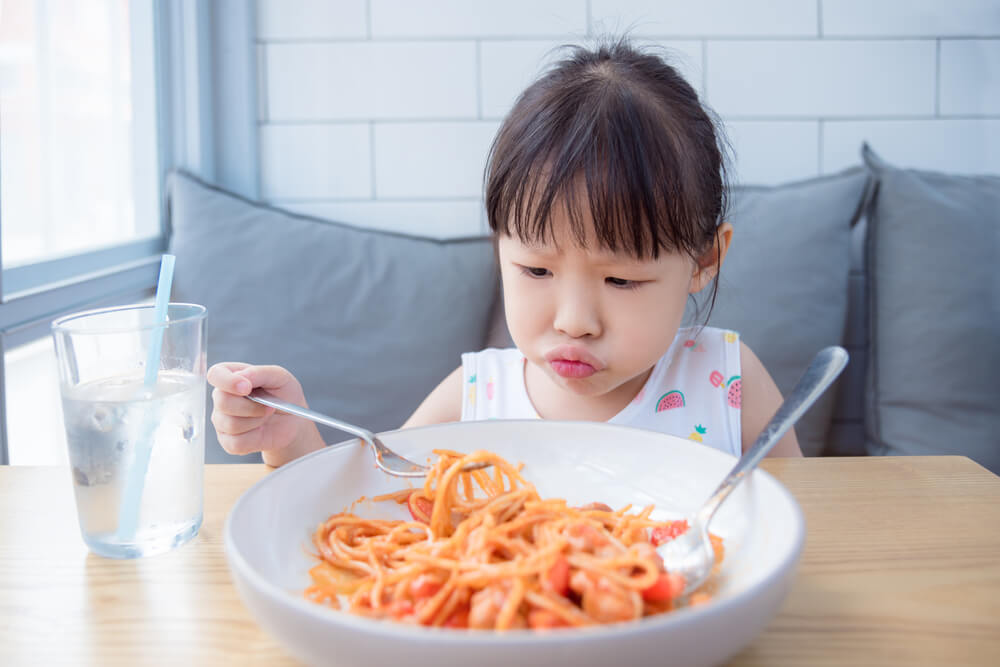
[689,222,733,293]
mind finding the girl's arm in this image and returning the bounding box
[402,365,463,428]
[739,342,804,457]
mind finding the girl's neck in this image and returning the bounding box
[523,361,653,422]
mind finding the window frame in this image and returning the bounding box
[0,0,259,464]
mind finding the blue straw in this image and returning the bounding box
[116,254,175,543]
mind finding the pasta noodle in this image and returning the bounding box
[304,449,724,630]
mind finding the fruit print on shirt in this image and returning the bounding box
[655,390,685,412]
[727,376,741,409]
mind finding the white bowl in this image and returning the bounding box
[224,420,804,667]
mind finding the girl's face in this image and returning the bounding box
[498,213,720,418]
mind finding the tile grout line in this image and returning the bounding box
[935,39,941,116]
[817,119,824,174]
[476,40,483,120]
[253,35,1000,45]
[369,122,376,200]
[258,115,1000,126]
[701,40,708,97]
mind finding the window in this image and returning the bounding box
[0,0,164,464]
[0,1,259,464]
[1,0,161,272]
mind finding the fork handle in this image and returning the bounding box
[246,389,377,445]
[698,346,849,524]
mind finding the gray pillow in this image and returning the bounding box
[686,168,872,457]
[166,172,498,463]
[862,144,1000,473]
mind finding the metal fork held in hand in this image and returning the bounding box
[656,345,850,597]
[245,389,489,478]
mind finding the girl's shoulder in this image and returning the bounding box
[660,325,743,392]
[671,325,741,354]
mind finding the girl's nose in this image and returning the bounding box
[553,289,602,339]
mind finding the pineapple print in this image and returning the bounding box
[689,424,707,442]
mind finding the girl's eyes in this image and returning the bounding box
[518,265,642,290]
[520,266,551,278]
[605,276,640,290]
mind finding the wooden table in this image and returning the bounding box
[1,457,998,665]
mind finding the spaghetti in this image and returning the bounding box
[304,450,724,630]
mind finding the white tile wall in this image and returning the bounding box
[264,42,478,120]
[279,200,486,237]
[590,0,817,37]
[256,2,1000,234]
[256,0,368,40]
[259,124,371,199]
[723,121,820,185]
[373,122,501,198]
[371,0,587,38]
[707,41,937,117]
[823,0,1000,37]
[940,40,1000,115]
[822,119,1000,174]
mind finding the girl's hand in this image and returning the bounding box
[206,362,325,466]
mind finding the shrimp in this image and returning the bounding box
[468,585,506,629]
[570,570,642,624]
[565,522,613,554]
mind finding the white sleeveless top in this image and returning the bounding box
[460,326,743,457]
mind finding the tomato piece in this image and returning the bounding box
[388,598,414,619]
[650,520,689,546]
[410,574,443,599]
[544,556,571,596]
[407,492,433,524]
[641,572,686,602]
[444,607,469,628]
[527,608,569,629]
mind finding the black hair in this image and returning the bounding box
[484,36,732,312]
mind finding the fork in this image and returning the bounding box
[245,389,490,478]
[656,346,849,597]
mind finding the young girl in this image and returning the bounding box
[207,39,802,467]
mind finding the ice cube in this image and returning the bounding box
[72,467,90,486]
[90,406,114,433]
[182,413,194,441]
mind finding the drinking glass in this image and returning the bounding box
[51,303,207,558]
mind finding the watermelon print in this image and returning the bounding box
[727,376,741,409]
[655,390,685,412]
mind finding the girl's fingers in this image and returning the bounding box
[207,362,254,394]
[218,431,264,456]
[230,364,294,392]
[211,411,269,438]
[212,388,274,418]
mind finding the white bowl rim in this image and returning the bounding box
[223,419,805,645]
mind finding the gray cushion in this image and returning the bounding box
[862,144,1000,473]
[686,168,872,457]
[166,172,498,463]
